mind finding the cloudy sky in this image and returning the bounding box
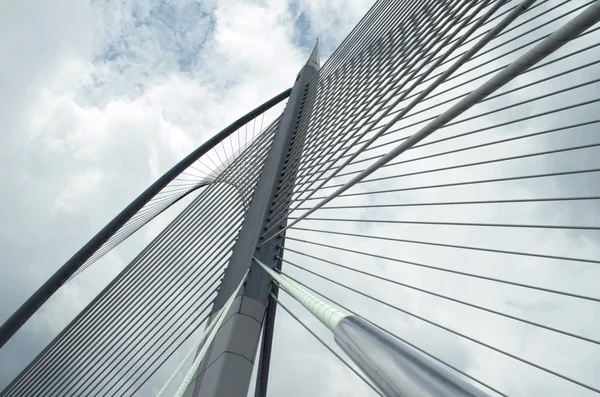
[2,0,600,396]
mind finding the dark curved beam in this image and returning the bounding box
[0,88,291,350]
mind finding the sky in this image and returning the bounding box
[2,0,600,396]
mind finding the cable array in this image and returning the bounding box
[0,116,282,397]
[262,0,600,395]
[67,101,284,281]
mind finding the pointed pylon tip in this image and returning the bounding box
[307,39,320,69]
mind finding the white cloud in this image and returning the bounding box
[295,0,374,53]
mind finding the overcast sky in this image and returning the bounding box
[2,0,600,396]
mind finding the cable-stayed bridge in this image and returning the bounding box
[1,0,600,396]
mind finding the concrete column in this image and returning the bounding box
[185,42,320,397]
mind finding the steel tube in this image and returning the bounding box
[333,316,492,397]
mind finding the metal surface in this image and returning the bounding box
[279,271,505,396]
[157,304,226,397]
[258,254,492,397]
[269,294,382,396]
[255,257,346,331]
[333,316,492,397]
[175,270,249,397]
[253,253,282,397]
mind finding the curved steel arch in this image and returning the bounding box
[0,88,291,350]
